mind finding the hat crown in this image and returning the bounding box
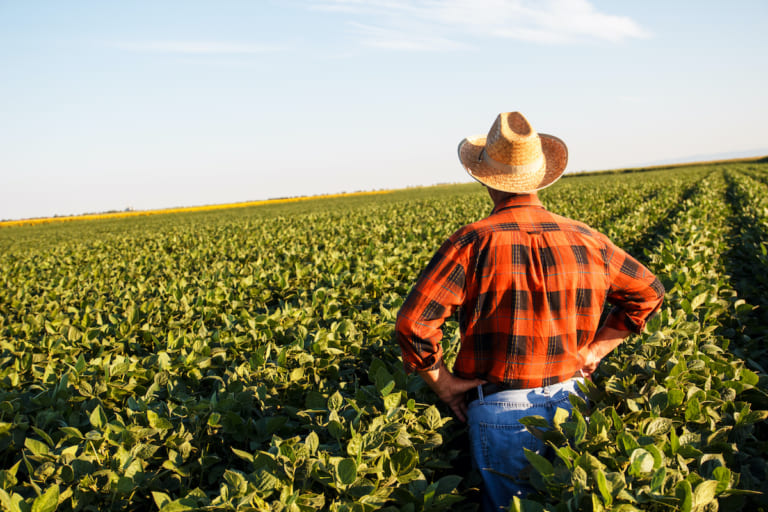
[457,110,568,193]
[485,112,543,167]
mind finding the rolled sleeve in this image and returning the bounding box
[396,238,467,373]
[604,246,665,333]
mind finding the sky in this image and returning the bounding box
[1,0,767,220]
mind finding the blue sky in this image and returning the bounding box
[1,0,766,220]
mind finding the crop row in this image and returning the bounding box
[0,163,767,511]
[515,168,768,511]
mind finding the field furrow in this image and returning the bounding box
[1,162,768,511]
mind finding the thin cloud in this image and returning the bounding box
[308,0,651,49]
[350,22,469,50]
[113,41,279,55]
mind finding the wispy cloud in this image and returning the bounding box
[350,22,469,51]
[113,41,279,55]
[308,0,651,49]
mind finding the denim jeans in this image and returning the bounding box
[466,377,587,512]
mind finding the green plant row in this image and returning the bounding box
[0,163,767,511]
[513,169,768,512]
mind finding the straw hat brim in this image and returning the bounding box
[458,133,568,193]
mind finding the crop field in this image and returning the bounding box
[1,159,768,512]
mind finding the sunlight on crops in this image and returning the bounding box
[1,161,767,511]
[0,189,393,228]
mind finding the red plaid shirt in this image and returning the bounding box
[396,194,664,389]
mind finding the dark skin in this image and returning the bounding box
[417,187,632,423]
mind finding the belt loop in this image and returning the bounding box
[477,384,485,402]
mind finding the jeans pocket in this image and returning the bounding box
[478,419,543,480]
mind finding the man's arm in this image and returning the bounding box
[579,242,664,377]
[395,238,467,375]
[418,360,486,423]
[395,237,484,421]
[602,242,665,334]
[578,325,632,377]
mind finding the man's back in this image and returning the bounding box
[396,193,665,389]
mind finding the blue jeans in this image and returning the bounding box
[466,378,587,511]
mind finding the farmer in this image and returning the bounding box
[395,112,664,510]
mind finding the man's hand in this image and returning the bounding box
[579,325,633,378]
[418,360,486,423]
[578,345,601,378]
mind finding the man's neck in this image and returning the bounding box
[488,188,539,208]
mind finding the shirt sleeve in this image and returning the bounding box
[395,237,467,373]
[602,242,665,333]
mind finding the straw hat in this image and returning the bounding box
[458,112,568,193]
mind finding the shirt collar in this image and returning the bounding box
[491,193,543,214]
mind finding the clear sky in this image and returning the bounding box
[1,0,767,220]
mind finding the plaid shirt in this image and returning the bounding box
[396,194,664,389]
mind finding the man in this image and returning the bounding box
[395,112,664,510]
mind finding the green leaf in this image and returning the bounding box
[510,496,545,512]
[518,415,550,429]
[31,485,58,512]
[668,388,685,407]
[305,431,319,455]
[423,405,443,430]
[670,426,680,454]
[223,469,247,496]
[289,367,304,381]
[650,466,666,492]
[675,480,692,512]
[58,426,84,441]
[690,292,708,310]
[328,391,343,411]
[617,432,639,456]
[390,447,418,476]
[152,491,172,509]
[645,417,673,436]
[644,444,663,470]
[0,489,13,512]
[552,407,570,431]
[147,410,173,430]
[693,480,719,507]
[553,445,578,470]
[383,391,401,411]
[610,407,624,430]
[435,475,462,496]
[159,500,197,512]
[595,468,612,507]
[685,397,702,423]
[523,448,553,476]
[206,412,221,428]
[74,355,86,374]
[712,467,731,493]
[0,460,21,490]
[24,438,49,457]
[737,409,768,426]
[574,409,587,447]
[231,447,254,464]
[117,476,135,495]
[741,368,759,386]
[0,422,13,437]
[591,493,604,512]
[629,448,654,476]
[336,458,357,486]
[89,404,107,429]
[373,367,395,396]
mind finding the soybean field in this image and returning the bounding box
[1,159,768,512]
